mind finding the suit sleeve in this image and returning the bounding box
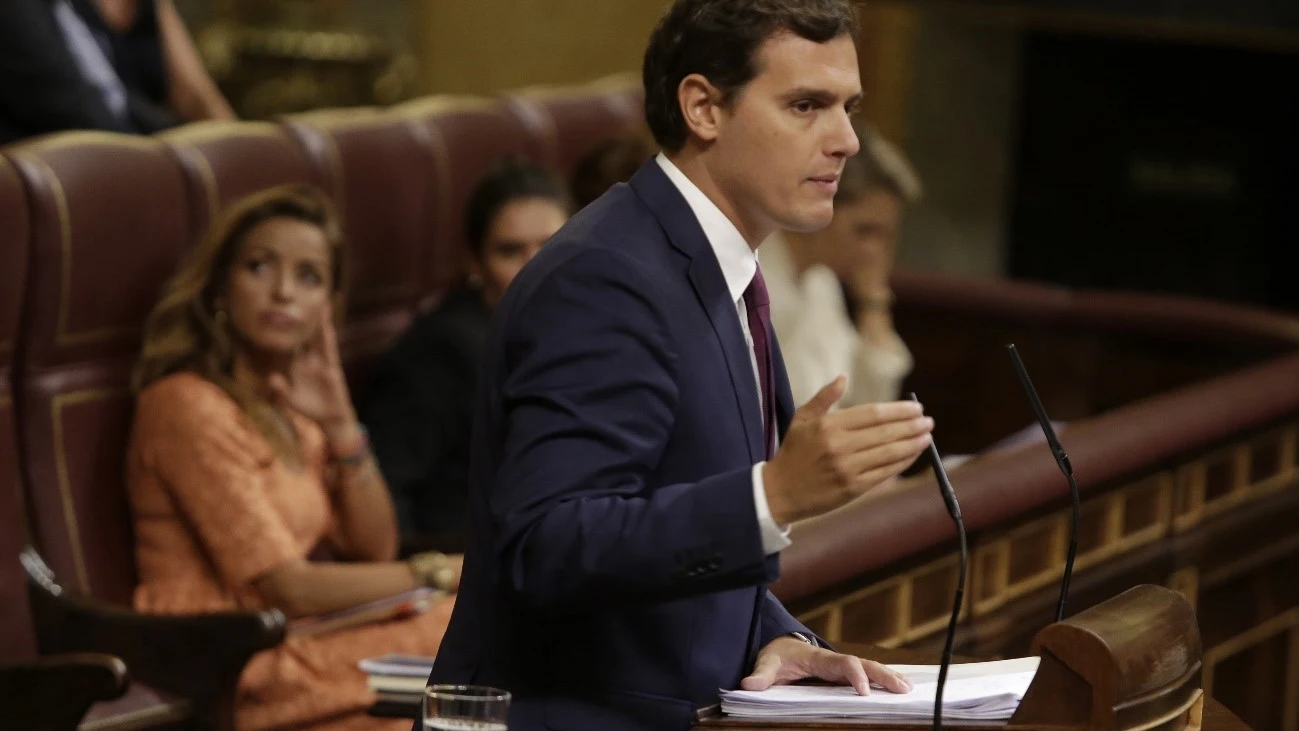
[491,247,777,611]
[758,590,827,649]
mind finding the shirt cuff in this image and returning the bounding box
[752,462,792,555]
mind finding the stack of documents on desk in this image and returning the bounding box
[359,653,435,705]
[720,657,1039,722]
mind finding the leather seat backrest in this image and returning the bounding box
[282,109,434,319]
[0,155,36,659]
[282,108,442,394]
[161,121,326,245]
[502,73,647,178]
[396,97,540,300]
[6,133,192,605]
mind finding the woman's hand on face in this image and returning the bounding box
[267,304,358,443]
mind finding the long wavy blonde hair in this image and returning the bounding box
[132,184,348,461]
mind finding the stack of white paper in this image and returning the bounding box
[720,657,1039,722]
[358,653,436,700]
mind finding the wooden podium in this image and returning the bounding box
[697,585,1247,731]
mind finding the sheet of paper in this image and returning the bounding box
[359,653,437,678]
[720,657,1039,722]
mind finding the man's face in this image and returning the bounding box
[712,32,862,241]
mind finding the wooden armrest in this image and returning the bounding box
[23,547,286,729]
[0,653,128,731]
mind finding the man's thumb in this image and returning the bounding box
[740,654,781,691]
[796,375,847,422]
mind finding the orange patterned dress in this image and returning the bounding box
[128,372,453,731]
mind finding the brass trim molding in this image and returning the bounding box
[158,120,283,145]
[1166,567,1200,615]
[51,388,125,593]
[1201,607,1299,730]
[800,422,1298,648]
[30,157,142,348]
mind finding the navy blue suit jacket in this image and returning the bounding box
[427,161,815,731]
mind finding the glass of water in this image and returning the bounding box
[423,685,511,730]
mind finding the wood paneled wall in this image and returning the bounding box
[416,1,669,95]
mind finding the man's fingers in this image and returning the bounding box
[837,417,934,456]
[850,448,930,493]
[839,430,932,480]
[827,399,925,430]
[739,653,783,691]
[862,659,913,694]
[794,375,847,424]
[813,652,872,696]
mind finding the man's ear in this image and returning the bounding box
[678,73,726,145]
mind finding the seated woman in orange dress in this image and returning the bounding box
[127,184,456,731]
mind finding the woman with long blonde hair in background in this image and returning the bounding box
[128,184,457,731]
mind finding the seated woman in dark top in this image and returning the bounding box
[363,159,572,553]
[0,0,233,146]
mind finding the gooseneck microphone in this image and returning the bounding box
[906,393,966,731]
[1005,344,1078,624]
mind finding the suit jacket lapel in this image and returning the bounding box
[629,162,765,464]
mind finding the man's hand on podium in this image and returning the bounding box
[739,635,915,696]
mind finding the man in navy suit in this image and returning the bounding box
[428,1,935,728]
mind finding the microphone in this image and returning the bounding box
[906,392,966,731]
[1005,344,1079,624]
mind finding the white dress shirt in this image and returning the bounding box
[761,232,913,409]
[656,154,791,555]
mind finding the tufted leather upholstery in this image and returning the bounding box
[283,110,432,318]
[501,73,646,177]
[5,133,192,605]
[161,121,326,246]
[396,97,539,300]
[283,108,446,395]
[0,156,35,660]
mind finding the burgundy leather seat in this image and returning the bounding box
[283,110,433,316]
[0,145,169,731]
[0,155,35,661]
[5,133,193,605]
[282,108,442,394]
[396,97,540,300]
[501,73,647,178]
[161,120,327,245]
[5,133,282,731]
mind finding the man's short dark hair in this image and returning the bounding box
[642,0,860,153]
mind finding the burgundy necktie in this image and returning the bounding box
[742,267,776,459]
